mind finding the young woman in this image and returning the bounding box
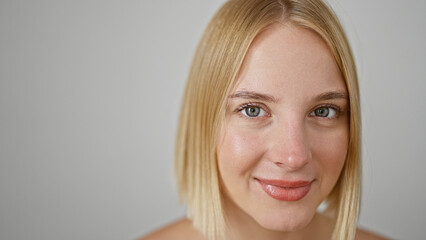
[142,0,388,239]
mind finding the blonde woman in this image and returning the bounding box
[143,0,388,239]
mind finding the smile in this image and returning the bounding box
[255,178,314,201]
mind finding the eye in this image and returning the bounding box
[310,106,337,118]
[241,106,267,118]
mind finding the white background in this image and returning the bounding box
[1,0,425,239]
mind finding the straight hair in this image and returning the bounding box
[175,0,361,239]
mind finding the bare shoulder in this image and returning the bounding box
[356,228,391,240]
[139,218,205,240]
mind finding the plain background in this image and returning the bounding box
[1,0,425,239]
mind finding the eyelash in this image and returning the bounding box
[234,102,270,119]
[309,104,342,119]
[234,103,342,119]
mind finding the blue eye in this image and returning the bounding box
[310,107,337,118]
[242,106,267,118]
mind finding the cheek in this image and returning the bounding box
[217,126,264,184]
[311,128,348,190]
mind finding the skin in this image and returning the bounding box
[216,23,348,239]
[140,218,388,240]
[140,23,389,240]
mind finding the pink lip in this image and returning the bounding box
[255,178,313,201]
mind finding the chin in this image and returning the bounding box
[253,207,316,232]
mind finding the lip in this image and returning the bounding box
[255,178,313,201]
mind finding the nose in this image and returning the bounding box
[268,120,311,171]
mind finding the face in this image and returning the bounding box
[216,23,349,232]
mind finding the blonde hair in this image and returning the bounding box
[175,0,361,239]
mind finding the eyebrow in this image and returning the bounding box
[314,91,349,101]
[229,90,278,103]
[229,90,348,103]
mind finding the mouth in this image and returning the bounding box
[255,178,314,201]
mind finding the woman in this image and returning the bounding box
[143,0,387,239]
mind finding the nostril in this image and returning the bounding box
[274,161,284,166]
[271,151,310,171]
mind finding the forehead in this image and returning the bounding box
[232,23,346,98]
